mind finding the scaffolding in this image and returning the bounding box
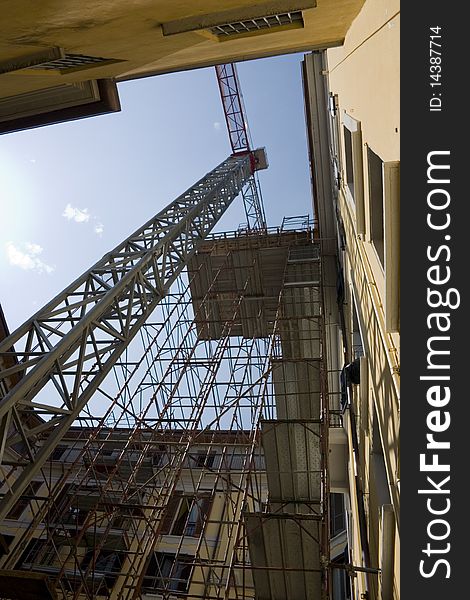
[0,158,337,600]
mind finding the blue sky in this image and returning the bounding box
[0,53,312,333]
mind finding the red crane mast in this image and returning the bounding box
[215,63,267,231]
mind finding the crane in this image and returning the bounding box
[0,151,267,520]
[215,63,267,231]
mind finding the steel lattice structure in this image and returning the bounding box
[215,64,249,154]
[215,63,267,231]
[0,152,334,600]
[0,153,254,522]
[238,175,267,235]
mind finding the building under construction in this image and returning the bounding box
[0,145,351,600]
[0,1,400,599]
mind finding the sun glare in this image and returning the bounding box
[0,150,37,249]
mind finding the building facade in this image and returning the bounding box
[0,1,400,598]
[302,0,400,598]
[1,225,350,599]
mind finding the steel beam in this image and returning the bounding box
[215,63,267,231]
[240,174,267,232]
[215,63,249,154]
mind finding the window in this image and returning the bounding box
[383,161,400,333]
[0,534,14,559]
[152,444,169,468]
[331,549,351,600]
[367,147,385,267]
[46,484,97,528]
[48,483,73,520]
[15,538,56,568]
[340,296,365,411]
[188,450,216,469]
[100,446,115,457]
[184,497,211,536]
[330,493,346,537]
[81,548,123,591]
[50,445,67,460]
[227,452,246,471]
[63,505,89,526]
[93,463,114,478]
[223,451,265,471]
[327,94,341,191]
[367,149,400,331]
[342,112,365,234]
[81,548,122,574]
[351,300,365,360]
[112,490,144,529]
[6,481,41,520]
[143,552,192,594]
[160,493,212,537]
[112,506,144,530]
[371,408,392,507]
[344,128,354,199]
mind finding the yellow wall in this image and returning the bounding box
[325,0,400,597]
[326,0,400,162]
[1,1,365,99]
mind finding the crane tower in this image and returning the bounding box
[215,63,267,232]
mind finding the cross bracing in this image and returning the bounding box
[215,63,267,231]
[0,159,334,600]
[0,153,253,521]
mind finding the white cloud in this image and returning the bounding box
[6,242,55,274]
[62,203,104,236]
[25,242,42,255]
[63,203,90,223]
[94,222,104,235]
[213,121,222,132]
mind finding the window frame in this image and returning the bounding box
[366,145,385,268]
[5,481,42,520]
[330,493,346,538]
[383,161,400,332]
[342,112,365,234]
[0,534,15,560]
[160,492,212,538]
[16,537,57,569]
[365,149,400,332]
[143,551,193,594]
[327,93,342,193]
